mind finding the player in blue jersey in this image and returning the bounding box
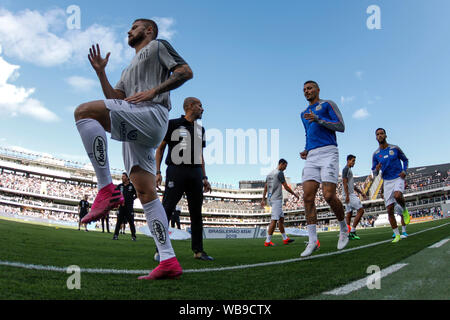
[299,81,348,257]
[372,128,410,243]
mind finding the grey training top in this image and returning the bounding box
[115,39,187,110]
[342,165,354,197]
[266,169,286,201]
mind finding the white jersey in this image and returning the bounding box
[266,169,286,201]
[115,39,187,110]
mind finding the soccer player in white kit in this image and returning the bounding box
[342,154,367,240]
[261,159,299,246]
[299,81,348,257]
[74,19,193,279]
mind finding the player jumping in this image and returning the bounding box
[74,19,193,279]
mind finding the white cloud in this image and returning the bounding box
[0,8,177,69]
[0,47,59,122]
[65,23,128,69]
[352,108,370,120]
[66,76,98,91]
[0,8,72,67]
[19,98,59,122]
[152,17,176,40]
[340,96,355,105]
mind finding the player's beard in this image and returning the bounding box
[306,93,318,102]
[128,31,146,48]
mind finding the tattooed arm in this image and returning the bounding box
[124,64,193,103]
[154,64,193,94]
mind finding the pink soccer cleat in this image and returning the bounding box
[138,257,183,280]
[81,183,124,224]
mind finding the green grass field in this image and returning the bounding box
[0,217,449,300]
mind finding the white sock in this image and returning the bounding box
[393,228,400,236]
[339,220,348,233]
[281,233,288,240]
[307,224,317,243]
[351,226,356,232]
[402,226,407,233]
[143,198,175,262]
[266,234,272,243]
[76,119,112,190]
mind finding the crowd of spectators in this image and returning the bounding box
[0,194,78,213]
[406,169,449,192]
[285,180,366,210]
[408,206,443,219]
[0,171,97,200]
[2,167,448,214]
[0,166,448,229]
[0,204,79,223]
[1,170,372,214]
[201,199,262,212]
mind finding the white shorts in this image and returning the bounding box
[383,177,405,207]
[302,145,339,184]
[105,99,169,175]
[344,193,363,213]
[269,199,284,220]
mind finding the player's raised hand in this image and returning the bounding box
[88,44,110,73]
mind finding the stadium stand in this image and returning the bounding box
[0,147,448,232]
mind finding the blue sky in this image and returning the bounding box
[0,0,449,187]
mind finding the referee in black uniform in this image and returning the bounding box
[155,97,213,261]
[78,194,89,231]
[112,172,138,241]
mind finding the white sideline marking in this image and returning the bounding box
[0,222,448,275]
[323,263,408,295]
[428,238,449,248]
[0,261,149,274]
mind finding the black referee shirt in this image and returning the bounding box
[117,182,137,211]
[163,115,206,167]
[79,200,89,214]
